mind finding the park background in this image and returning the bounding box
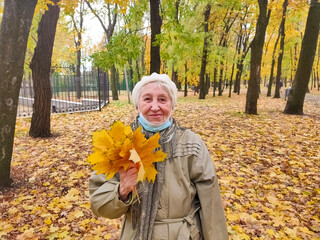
[0,0,320,239]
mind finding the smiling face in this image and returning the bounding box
[138,82,173,124]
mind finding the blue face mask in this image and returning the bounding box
[138,113,172,132]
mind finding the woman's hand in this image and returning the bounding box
[119,162,138,201]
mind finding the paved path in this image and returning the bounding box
[304,93,320,107]
[259,88,320,107]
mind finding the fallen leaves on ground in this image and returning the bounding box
[1,91,319,239]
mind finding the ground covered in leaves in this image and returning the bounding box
[1,90,320,239]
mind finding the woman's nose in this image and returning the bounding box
[150,101,160,111]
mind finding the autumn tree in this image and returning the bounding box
[70,0,85,99]
[51,15,77,68]
[121,0,149,84]
[266,23,280,97]
[0,0,37,187]
[160,0,181,89]
[171,0,181,89]
[245,0,269,114]
[85,0,119,100]
[216,3,239,97]
[29,0,60,138]
[199,4,211,99]
[91,30,143,78]
[150,0,162,74]
[233,4,252,95]
[160,0,203,93]
[274,0,288,98]
[284,0,320,115]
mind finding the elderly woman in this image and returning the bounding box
[89,73,228,240]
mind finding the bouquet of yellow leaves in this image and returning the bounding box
[88,121,167,184]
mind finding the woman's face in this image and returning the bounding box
[138,82,172,124]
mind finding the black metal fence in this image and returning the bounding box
[18,68,109,117]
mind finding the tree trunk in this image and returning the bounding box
[184,64,188,97]
[171,66,178,88]
[218,62,224,96]
[205,73,210,95]
[317,38,320,90]
[229,36,240,98]
[75,6,83,100]
[199,4,211,99]
[317,71,320,91]
[234,36,249,95]
[213,64,217,97]
[294,42,298,72]
[29,0,60,138]
[284,0,320,114]
[245,0,269,114]
[136,59,141,81]
[234,37,242,94]
[128,59,134,90]
[290,48,294,85]
[150,0,162,74]
[234,61,242,94]
[0,0,37,187]
[229,61,235,98]
[110,65,118,100]
[71,0,84,100]
[274,0,288,98]
[314,69,317,89]
[267,29,281,97]
[141,32,147,75]
[233,62,243,94]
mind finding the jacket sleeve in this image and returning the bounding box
[190,139,228,240]
[88,172,132,219]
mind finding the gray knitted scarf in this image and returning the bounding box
[131,117,178,240]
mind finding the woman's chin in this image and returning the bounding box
[150,121,164,125]
[147,117,164,124]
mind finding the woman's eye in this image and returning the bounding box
[159,98,166,103]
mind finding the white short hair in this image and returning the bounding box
[132,72,178,110]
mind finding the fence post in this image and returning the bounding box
[124,64,130,103]
[83,70,87,99]
[106,71,110,103]
[28,73,33,98]
[103,72,107,103]
[52,76,56,99]
[98,68,101,111]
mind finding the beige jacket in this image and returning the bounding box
[89,128,228,240]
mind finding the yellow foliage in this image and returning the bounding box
[105,0,133,14]
[88,121,167,183]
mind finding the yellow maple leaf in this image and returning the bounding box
[91,129,114,152]
[88,121,167,183]
[266,229,275,236]
[235,189,245,196]
[44,218,52,225]
[131,126,167,182]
